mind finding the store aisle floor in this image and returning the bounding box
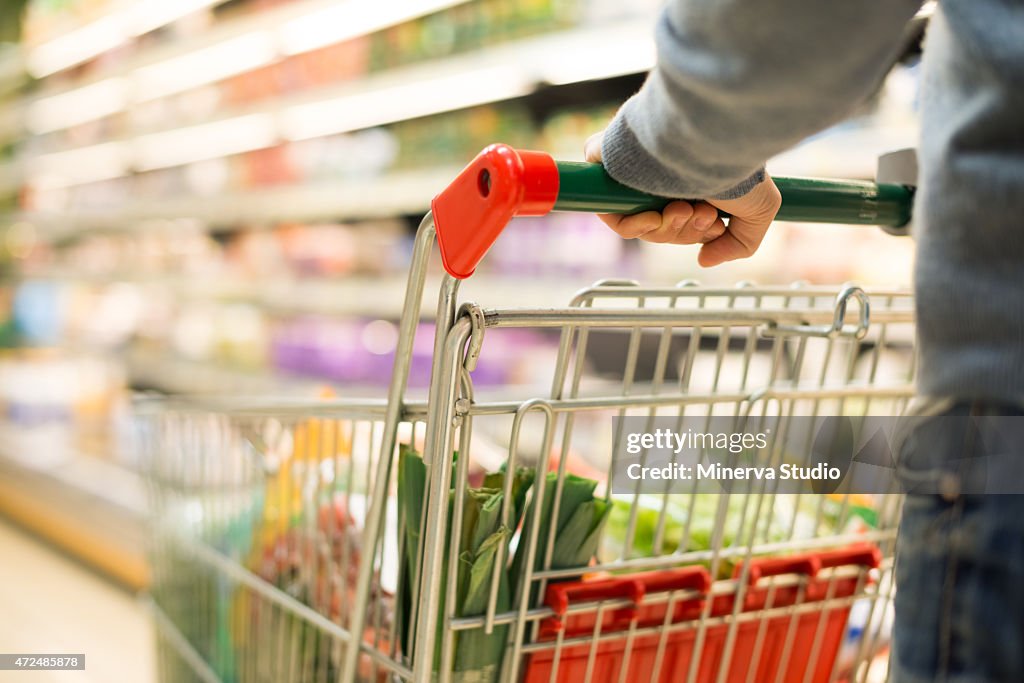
[0,518,155,683]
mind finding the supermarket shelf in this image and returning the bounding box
[0,96,25,145]
[15,166,460,236]
[26,0,231,78]
[150,18,652,144]
[24,20,654,184]
[243,273,592,317]
[212,272,595,317]
[0,46,25,94]
[27,0,468,82]
[0,159,23,197]
[0,79,25,145]
[0,422,149,590]
[125,346,338,395]
[122,346,592,405]
[0,46,22,77]
[18,269,595,318]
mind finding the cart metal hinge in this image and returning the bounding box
[763,285,870,339]
[459,303,486,372]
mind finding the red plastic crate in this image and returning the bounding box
[525,543,881,683]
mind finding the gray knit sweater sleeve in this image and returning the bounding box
[601,0,923,199]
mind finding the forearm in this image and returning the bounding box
[603,0,922,198]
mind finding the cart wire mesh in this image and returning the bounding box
[142,277,915,683]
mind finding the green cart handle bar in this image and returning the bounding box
[431,144,914,279]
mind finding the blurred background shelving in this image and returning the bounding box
[0,0,922,645]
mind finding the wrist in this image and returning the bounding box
[710,167,767,200]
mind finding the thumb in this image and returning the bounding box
[697,177,781,267]
[584,131,604,163]
[697,215,767,267]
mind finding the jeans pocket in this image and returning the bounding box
[894,405,976,498]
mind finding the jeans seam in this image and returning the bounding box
[936,497,962,683]
[935,401,983,680]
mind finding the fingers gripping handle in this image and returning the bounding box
[431,144,915,280]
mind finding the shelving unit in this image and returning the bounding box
[124,345,330,395]
[0,422,148,589]
[18,267,592,316]
[29,19,653,142]
[0,0,927,394]
[0,2,665,396]
[20,165,462,236]
[10,4,659,206]
[25,0,464,83]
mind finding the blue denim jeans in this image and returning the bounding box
[892,401,1024,683]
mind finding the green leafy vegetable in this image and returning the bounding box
[397,445,534,683]
[601,493,878,578]
[509,472,612,604]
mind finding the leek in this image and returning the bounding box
[397,445,534,683]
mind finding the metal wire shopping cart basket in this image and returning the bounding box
[141,145,917,683]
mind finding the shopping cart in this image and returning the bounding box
[142,144,917,683]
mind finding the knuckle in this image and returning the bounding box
[670,201,695,219]
[694,202,717,218]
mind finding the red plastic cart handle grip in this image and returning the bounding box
[545,577,646,618]
[431,144,558,279]
[815,543,882,570]
[634,566,713,595]
[542,566,712,633]
[544,577,644,632]
[737,555,823,586]
[733,543,881,586]
[544,566,712,617]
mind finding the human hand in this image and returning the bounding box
[584,132,782,267]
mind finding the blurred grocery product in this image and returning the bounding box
[0,349,125,425]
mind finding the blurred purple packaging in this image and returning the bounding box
[270,317,553,388]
